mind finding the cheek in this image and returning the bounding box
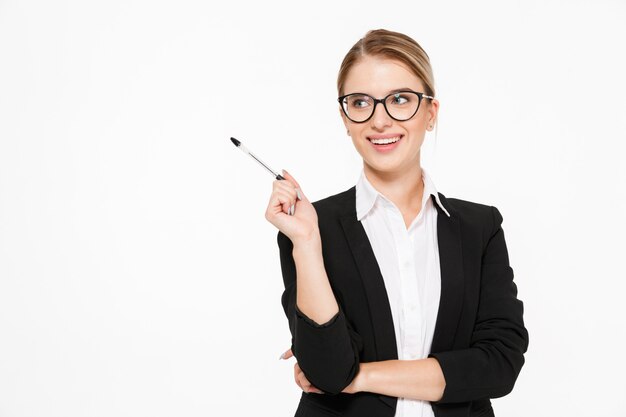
[349,134,369,156]
[405,118,427,133]
[349,126,366,140]
[350,135,362,149]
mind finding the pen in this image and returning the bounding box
[230,137,285,180]
[230,137,297,215]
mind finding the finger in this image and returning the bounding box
[293,364,302,389]
[274,181,300,206]
[281,169,301,189]
[280,348,293,360]
[274,189,296,210]
[273,179,297,195]
[297,371,322,394]
[269,190,296,215]
[265,200,291,222]
[273,185,295,203]
[275,175,307,203]
[297,370,311,392]
[294,363,314,393]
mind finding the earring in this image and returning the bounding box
[347,129,350,135]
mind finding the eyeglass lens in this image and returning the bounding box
[341,92,421,122]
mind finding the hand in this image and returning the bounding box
[265,170,320,245]
[280,348,363,394]
[280,348,323,394]
[340,368,363,394]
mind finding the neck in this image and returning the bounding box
[363,163,424,212]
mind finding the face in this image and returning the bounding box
[339,55,439,176]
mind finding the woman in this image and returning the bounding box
[265,29,529,417]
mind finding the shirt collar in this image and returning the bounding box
[355,167,451,221]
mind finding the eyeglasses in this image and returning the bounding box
[337,90,434,123]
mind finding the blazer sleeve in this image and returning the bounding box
[428,206,529,404]
[277,230,364,395]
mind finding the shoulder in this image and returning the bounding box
[311,186,356,218]
[309,186,505,235]
[307,186,357,239]
[444,195,505,243]
[445,195,497,221]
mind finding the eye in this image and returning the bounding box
[390,93,410,105]
[348,95,371,109]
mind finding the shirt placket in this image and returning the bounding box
[388,204,421,361]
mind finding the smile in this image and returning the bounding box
[368,135,403,145]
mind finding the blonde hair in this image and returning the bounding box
[337,29,435,98]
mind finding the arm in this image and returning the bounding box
[427,206,529,404]
[267,170,363,395]
[278,230,363,395]
[350,358,445,401]
[292,234,339,325]
[343,206,527,403]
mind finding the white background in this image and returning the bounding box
[1,0,625,416]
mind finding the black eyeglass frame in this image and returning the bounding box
[337,90,435,123]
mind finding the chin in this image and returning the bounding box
[365,160,400,172]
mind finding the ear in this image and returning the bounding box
[427,98,440,128]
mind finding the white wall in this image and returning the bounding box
[1,1,625,415]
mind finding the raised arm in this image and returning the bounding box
[267,170,362,394]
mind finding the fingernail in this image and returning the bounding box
[296,189,302,201]
[290,203,295,215]
[279,352,284,360]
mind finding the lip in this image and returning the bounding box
[367,134,403,153]
[367,133,404,140]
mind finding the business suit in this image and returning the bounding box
[277,185,529,417]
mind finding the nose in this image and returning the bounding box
[370,101,393,130]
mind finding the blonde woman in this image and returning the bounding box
[265,29,528,417]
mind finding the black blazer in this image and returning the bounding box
[277,185,529,417]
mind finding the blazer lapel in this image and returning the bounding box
[336,187,465,409]
[340,212,398,361]
[338,188,465,353]
[339,198,399,410]
[430,192,465,353]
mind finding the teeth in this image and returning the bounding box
[370,136,402,145]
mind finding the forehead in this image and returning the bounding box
[343,55,425,95]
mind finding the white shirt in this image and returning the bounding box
[355,167,450,417]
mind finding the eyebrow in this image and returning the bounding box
[347,87,418,96]
[387,87,418,94]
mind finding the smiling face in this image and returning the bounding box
[340,55,439,177]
